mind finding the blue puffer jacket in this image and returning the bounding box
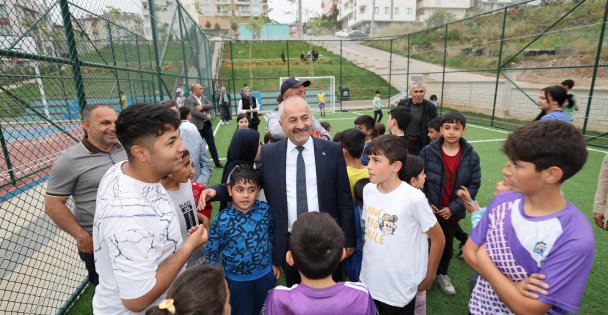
[419,136,481,222]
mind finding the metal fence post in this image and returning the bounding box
[388,39,393,104]
[406,34,410,93]
[286,39,290,76]
[148,0,164,100]
[439,23,449,115]
[230,40,237,112]
[58,0,87,111]
[177,7,190,90]
[0,124,16,185]
[106,21,122,101]
[583,0,608,135]
[491,7,508,127]
[339,40,343,111]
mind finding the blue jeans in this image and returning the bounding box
[226,271,276,315]
[78,251,98,287]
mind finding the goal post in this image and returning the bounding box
[279,76,336,114]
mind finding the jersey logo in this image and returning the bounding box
[533,241,547,256]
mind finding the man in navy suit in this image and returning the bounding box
[203,96,355,286]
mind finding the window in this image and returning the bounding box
[360,6,365,14]
[203,6,209,16]
[395,7,399,14]
[253,5,260,16]
[374,7,379,14]
[407,7,412,15]
[435,0,442,4]
[384,7,388,14]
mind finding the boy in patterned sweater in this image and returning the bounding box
[464,120,595,314]
[205,165,279,315]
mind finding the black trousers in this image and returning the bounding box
[199,121,220,165]
[407,138,423,156]
[374,297,415,315]
[438,222,458,275]
[78,251,99,287]
[374,110,383,123]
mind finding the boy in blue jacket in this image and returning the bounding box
[205,164,279,315]
[419,111,481,296]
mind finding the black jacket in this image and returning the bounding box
[397,98,438,147]
[419,136,481,221]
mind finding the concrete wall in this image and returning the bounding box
[422,80,608,132]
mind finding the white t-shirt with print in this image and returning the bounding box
[166,180,205,266]
[93,161,184,315]
[360,182,437,307]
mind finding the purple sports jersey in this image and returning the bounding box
[261,282,376,315]
[469,191,595,314]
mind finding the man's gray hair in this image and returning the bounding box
[82,104,115,121]
[190,83,202,90]
[410,82,426,91]
[279,96,311,120]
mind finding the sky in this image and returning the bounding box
[267,0,322,24]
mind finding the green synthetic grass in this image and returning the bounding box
[220,41,400,100]
[67,110,608,314]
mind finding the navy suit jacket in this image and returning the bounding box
[261,137,355,265]
[212,137,355,265]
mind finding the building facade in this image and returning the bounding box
[322,0,339,16]
[416,0,473,22]
[198,0,268,30]
[337,0,417,33]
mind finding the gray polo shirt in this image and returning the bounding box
[46,138,127,233]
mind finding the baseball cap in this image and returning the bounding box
[280,77,311,97]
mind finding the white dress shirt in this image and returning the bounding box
[286,136,319,232]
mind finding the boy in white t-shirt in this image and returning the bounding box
[161,150,211,267]
[360,135,445,315]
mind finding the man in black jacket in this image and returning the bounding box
[184,83,223,168]
[397,82,438,155]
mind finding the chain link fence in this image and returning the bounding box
[0,0,210,313]
[218,0,607,145]
[1,0,607,313]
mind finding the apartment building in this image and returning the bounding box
[337,0,417,33]
[416,0,473,22]
[478,0,540,12]
[0,0,53,55]
[198,0,268,30]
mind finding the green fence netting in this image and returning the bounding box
[0,0,211,313]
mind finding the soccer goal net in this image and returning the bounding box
[279,76,336,114]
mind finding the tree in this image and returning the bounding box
[246,17,264,39]
[231,21,238,33]
[425,10,456,28]
[214,22,221,30]
[205,20,212,29]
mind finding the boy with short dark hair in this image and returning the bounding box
[427,117,442,142]
[205,165,278,315]
[464,120,594,314]
[355,115,376,166]
[361,135,445,315]
[262,212,376,314]
[419,111,481,296]
[161,150,210,267]
[340,128,369,199]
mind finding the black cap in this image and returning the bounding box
[280,77,311,97]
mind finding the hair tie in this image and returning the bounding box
[159,299,176,314]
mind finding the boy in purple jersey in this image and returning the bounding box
[463,120,595,315]
[262,212,376,315]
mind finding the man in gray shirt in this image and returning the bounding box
[45,104,127,287]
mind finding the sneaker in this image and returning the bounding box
[435,274,456,296]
